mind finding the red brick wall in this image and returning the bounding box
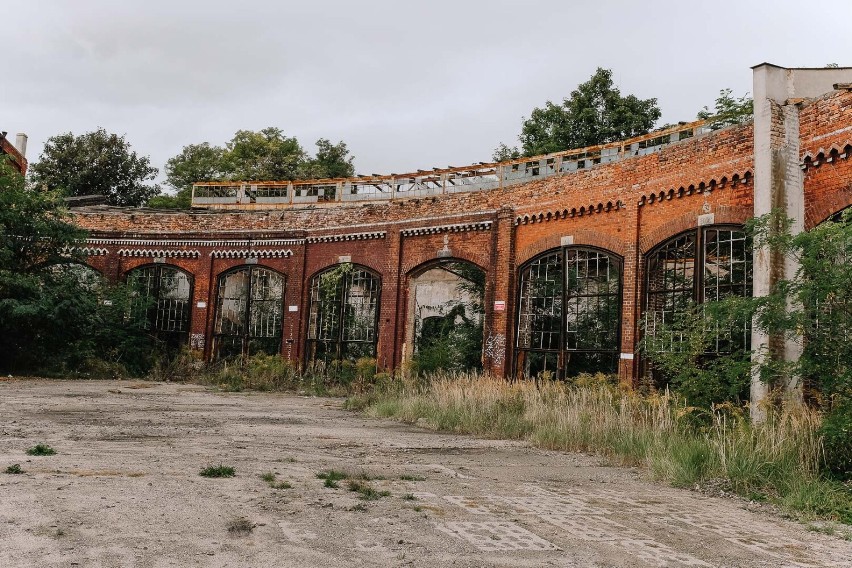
[68,91,852,381]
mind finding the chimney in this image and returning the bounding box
[14,133,27,158]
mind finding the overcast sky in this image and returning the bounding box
[3,0,851,189]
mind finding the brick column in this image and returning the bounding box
[618,201,641,386]
[381,229,403,371]
[485,206,515,376]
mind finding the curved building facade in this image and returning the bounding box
[70,64,852,385]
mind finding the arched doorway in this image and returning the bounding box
[405,260,485,374]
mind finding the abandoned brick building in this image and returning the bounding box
[67,64,852,388]
[1,131,28,175]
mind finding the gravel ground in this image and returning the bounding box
[1,379,850,568]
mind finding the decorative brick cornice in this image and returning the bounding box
[118,249,201,259]
[515,200,623,226]
[306,231,386,244]
[74,246,109,256]
[89,237,303,247]
[401,221,492,237]
[638,170,752,206]
[801,143,852,171]
[210,249,294,259]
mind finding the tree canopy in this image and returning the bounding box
[29,128,160,207]
[149,129,356,209]
[696,88,753,130]
[0,164,154,374]
[495,68,661,159]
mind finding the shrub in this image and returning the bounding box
[819,401,852,481]
[26,444,56,456]
[199,464,235,478]
[5,464,23,474]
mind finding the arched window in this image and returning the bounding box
[307,264,380,363]
[126,264,193,351]
[644,226,752,354]
[213,266,285,359]
[515,247,622,379]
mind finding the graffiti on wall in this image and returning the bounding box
[484,332,506,366]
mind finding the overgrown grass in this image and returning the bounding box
[162,352,386,397]
[199,464,235,478]
[349,372,852,524]
[26,444,56,456]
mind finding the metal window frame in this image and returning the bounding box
[125,263,194,349]
[514,246,623,380]
[212,265,286,359]
[305,264,382,364]
[642,225,753,357]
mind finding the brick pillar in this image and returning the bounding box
[381,230,403,371]
[190,254,212,358]
[618,201,641,386]
[486,206,515,376]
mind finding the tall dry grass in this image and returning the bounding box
[351,372,851,523]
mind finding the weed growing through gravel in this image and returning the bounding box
[317,469,347,488]
[227,517,254,535]
[199,464,235,478]
[5,464,23,474]
[347,479,390,500]
[260,472,292,489]
[26,444,56,456]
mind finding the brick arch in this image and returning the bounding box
[400,248,489,277]
[121,257,200,277]
[306,261,382,283]
[516,228,628,266]
[404,256,488,279]
[306,258,385,282]
[639,204,751,254]
[805,182,852,229]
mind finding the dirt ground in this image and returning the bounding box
[0,379,850,568]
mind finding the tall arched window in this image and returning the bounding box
[213,266,285,359]
[644,226,752,354]
[515,247,622,379]
[307,264,380,363]
[126,264,193,351]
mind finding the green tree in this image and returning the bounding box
[697,89,753,130]
[0,164,154,374]
[30,128,159,206]
[150,143,228,209]
[309,138,355,179]
[225,127,308,181]
[149,130,356,208]
[497,68,661,158]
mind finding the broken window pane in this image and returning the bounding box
[643,226,752,355]
[307,263,380,364]
[516,248,621,379]
[127,265,193,352]
[213,266,284,359]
